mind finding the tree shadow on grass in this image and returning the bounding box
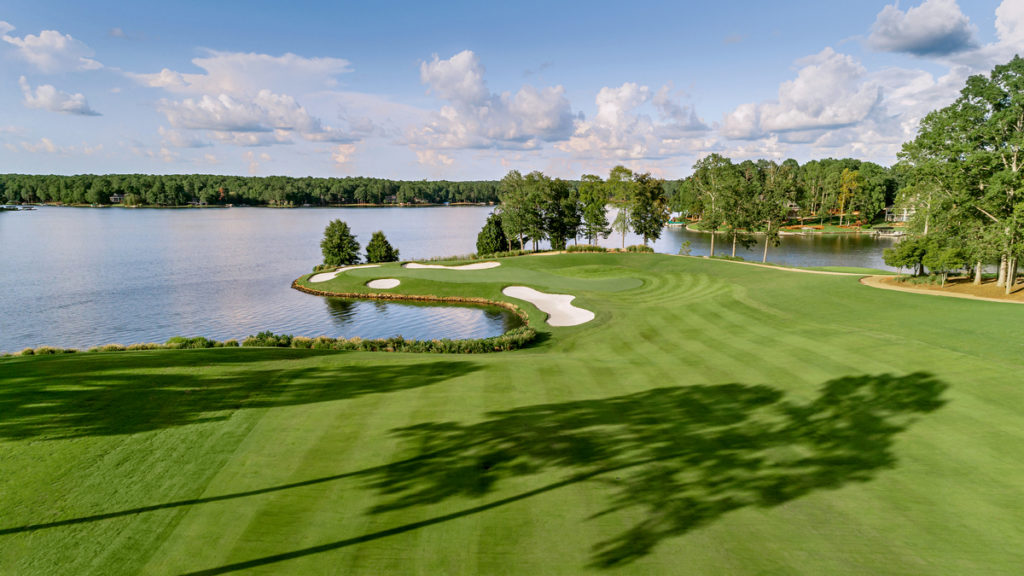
[0,349,479,440]
[170,372,945,575]
[364,371,947,568]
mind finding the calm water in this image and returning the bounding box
[0,206,517,353]
[0,206,895,353]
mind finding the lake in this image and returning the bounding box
[0,206,895,353]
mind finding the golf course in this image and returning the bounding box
[2,252,1023,574]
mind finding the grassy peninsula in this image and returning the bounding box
[2,253,1023,574]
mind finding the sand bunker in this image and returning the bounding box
[309,264,381,283]
[403,261,501,270]
[502,286,595,327]
[367,278,400,289]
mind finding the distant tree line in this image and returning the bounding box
[0,174,502,206]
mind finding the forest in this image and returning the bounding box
[0,174,501,206]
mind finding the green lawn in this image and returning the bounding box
[2,253,1023,574]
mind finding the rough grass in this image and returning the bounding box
[2,253,1024,575]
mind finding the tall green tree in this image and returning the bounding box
[365,230,400,263]
[608,165,635,249]
[544,178,581,250]
[691,153,738,257]
[629,173,670,246]
[320,219,361,267]
[499,170,531,250]
[579,174,611,244]
[899,55,1024,293]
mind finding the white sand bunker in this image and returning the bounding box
[367,278,400,289]
[403,261,501,270]
[309,264,381,283]
[502,286,595,327]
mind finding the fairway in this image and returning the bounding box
[2,253,1023,574]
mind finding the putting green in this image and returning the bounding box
[2,253,1023,575]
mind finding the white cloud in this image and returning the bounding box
[411,50,576,150]
[1,24,102,73]
[868,0,977,56]
[131,50,350,95]
[158,90,353,144]
[18,137,102,156]
[415,149,454,167]
[19,76,100,116]
[245,151,271,174]
[558,82,710,160]
[332,144,357,164]
[996,0,1024,45]
[723,48,881,141]
[158,126,210,148]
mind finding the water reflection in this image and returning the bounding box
[323,298,523,340]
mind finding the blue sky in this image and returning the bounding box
[1,0,1021,179]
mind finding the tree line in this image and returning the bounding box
[883,55,1024,293]
[475,166,670,255]
[0,174,502,206]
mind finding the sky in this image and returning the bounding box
[1,0,1023,180]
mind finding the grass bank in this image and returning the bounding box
[2,253,1023,574]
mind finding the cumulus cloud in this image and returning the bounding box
[245,151,271,174]
[411,50,576,150]
[415,149,454,167]
[131,50,350,95]
[19,137,102,155]
[19,76,100,116]
[868,0,977,56]
[559,82,710,160]
[157,90,353,145]
[723,48,881,141]
[1,24,102,73]
[158,126,210,148]
[331,144,357,164]
[996,0,1024,45]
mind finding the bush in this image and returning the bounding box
[127,342,162,350]
[19,347,34,356]
[566,244,607,253]
[365,230,400,263]
[236,326,537,354]
[626,244,655,253]
[242,331,293,348]
[165,336,217,349]
[476,212,508,256]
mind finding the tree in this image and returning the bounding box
[691,153,739,257]
[838,168,863,226]
[499,170,530,249]
[630,173,670,246]
[365,230,400,263]
[476,212,508,255]
[320,219,361,267]
[608,165,635,249]
[579,174,611,244]
[543,178,580,250]
[883,237,928,278]
[756,160,795,263]
[898,55,1024,293]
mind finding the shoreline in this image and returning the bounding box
[683,222,897,237]
[859,275,1024,304]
